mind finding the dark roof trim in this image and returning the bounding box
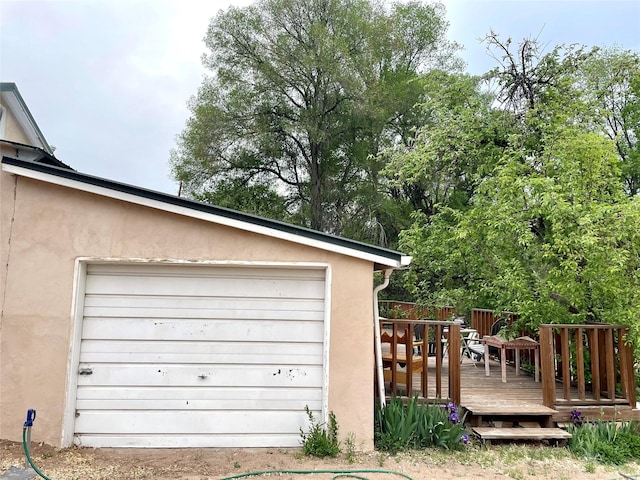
[1,140,73,170]
[1,156,411,267]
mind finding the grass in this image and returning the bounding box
[372,443,640,479]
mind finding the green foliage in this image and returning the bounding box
[374,396,468,453]
[568,421,640,465]
[171,0,460,241]
[299,406,340,458]
[580,46,640,196]
[394,36,640,354]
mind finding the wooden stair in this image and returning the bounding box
[473,427,572,442]
[463,403,572,444]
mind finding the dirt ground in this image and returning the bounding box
[2,439,640,480]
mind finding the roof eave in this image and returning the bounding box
[1,156,410,268]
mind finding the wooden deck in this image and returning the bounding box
[393,354,639,423]
[378,309,639,442]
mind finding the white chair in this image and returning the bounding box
[462,331,485,364]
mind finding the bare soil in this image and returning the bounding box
[2,439,638,480]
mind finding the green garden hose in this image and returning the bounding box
[218,469,413,480]
[22,427,53,480]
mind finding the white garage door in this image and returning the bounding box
[74,263,327,448]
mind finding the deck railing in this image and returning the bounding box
[539,324,637,409]
[470,308,519,338]
[379,300,455,321]
[378,319,461,405]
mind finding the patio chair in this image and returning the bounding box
[459,330,485,364]
[464,331,485,364]
[380,322,423,395]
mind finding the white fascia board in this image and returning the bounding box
[0,90,52,153]
[2,163,406,268]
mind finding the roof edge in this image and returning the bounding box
[0,140,72,169]
[1,156,410,268]
[0,83,53,154]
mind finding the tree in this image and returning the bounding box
[382,71,510,218]
[395,36,640,349]
[171,0,460,240]
[579,46,640,195]
[401,125,640,348]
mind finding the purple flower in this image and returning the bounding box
[461,434,469,445]
[448,412,459,424]
[570,409,584,426]
[446,402,457,414]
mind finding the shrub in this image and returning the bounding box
[568,420,640,465]
[375,396,469,453]
[299,406,340,458]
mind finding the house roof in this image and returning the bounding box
[0,83,54,154]
[1,139,72,169]
[1,154,412,269]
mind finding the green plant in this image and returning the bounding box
[299,406,340,458]
[374,396,469,453]
[568,420,640,465]
[343,432,356,463]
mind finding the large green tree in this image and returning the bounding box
[579,46,640,195]
[395,36,640,348]
[171,0,459,239]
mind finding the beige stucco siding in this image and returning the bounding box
[1,106,33,146]
[0,173,376,449]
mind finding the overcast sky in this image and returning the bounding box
[2,0,639,195]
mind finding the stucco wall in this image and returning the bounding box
[1,107,33,146]
[0,173,376,449]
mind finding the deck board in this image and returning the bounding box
[472,427,572,440]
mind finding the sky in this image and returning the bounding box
[1,0,639,196]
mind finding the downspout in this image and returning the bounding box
[373,268,394,408]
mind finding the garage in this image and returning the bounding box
[2,148,410,449]
[72,262,327,448]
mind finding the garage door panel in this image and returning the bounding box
[85,275,325,299]
[81,318,324,342]
[83,295,324,313]
[75,434,303,448]
[75,411,312,435]
[77,364,323,387]
[82,304,324,320]
[76,397,322,411]
[80,350,323,365]
[76,386,322,406]
[87,263,325,279]
[77,386,322,400]
[75,264,326,448]
[80,340,323,364]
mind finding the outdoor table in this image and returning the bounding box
[483,335,540,383]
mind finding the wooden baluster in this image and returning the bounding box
[589,328,601,401]
[576,327,586,400]
[404,323,413,396]
[421,322,429,399]
[435,324,442,399]
[605,328,615,400]
[448,322,461,406]
[539,326,555,408]
[561,328,571,400]
[618,327,637,407]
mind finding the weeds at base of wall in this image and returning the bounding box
[299,405,340,458]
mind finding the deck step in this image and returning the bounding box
[473,427,572,441]
[464,404,557,416]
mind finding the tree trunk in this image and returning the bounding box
[310,142,323,231]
